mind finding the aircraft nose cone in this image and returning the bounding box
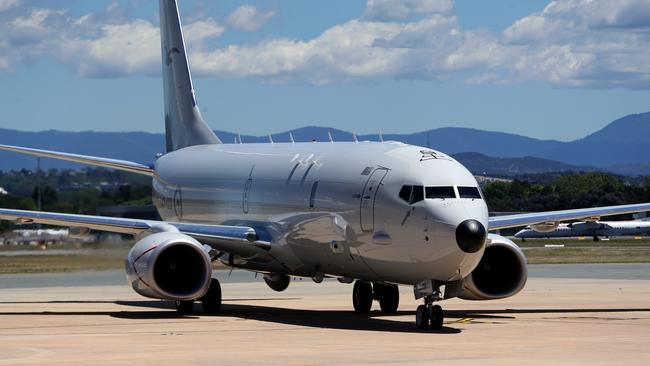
[456,219,486,253]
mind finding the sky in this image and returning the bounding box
[0,0,648,142]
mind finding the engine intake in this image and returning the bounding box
[126,232,212,301]
[459,234,528,300]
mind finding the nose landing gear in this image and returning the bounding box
[416,302,444,329]
[414,286,444,329]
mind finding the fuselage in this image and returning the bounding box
[515,221,650,239]
[151,141,489,285]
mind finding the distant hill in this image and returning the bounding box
[538,112,650,170]
[0,112,648,175]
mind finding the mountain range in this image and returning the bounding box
[0,112,648,176]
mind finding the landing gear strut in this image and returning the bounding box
[415,293,444,329]
[175,278,222,315]
[352,280,400,314]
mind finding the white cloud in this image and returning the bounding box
[0,0,19,12]
[362,0,453,21]
[227,5,276,32]
[191,20,410,83]
[194,0,650,88]
[61,20,161,77]
[0,0,648,89]
[501,0,650,88]
[0,5,224,78]
[184,19,224,44]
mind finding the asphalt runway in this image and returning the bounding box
[1,265,649,365]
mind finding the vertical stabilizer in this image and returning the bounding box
[160,0,221,152]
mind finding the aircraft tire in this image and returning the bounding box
[378,284,399,313]
[352,281,373,313]
[415,305,429,329]
[201,278,222,314]
[430,304,444,329]
[175,300,194,315]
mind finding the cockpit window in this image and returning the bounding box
[398,185,424,204]
[425,186,456,199]
[411,185,424,203]
[398,185,412,203]
[458,186,482,199]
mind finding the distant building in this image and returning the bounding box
[474,175,512,185]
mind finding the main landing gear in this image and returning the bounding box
[175,278,222,315]
[352,280,400,314]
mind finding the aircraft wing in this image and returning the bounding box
[0,144,154,176]
[488,202,650,231]
[0,208,271,256]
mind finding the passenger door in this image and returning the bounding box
[360,168,389,232]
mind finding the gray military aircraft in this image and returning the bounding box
[1,0,650,329]
[515,220,650,241]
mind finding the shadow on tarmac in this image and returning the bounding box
[113,300,461,333]
[2,299,650,333]
[0,299,459,334]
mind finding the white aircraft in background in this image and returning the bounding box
[1,0,649,330]
[515,220,650,241]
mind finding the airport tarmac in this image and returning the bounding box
[0,265,649,365]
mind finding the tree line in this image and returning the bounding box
[0,168,151,232]
[483,173,650,213]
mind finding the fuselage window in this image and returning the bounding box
[458,186,482,199]
[398,185,412,203]
[411,185,424,203]
[426,186,456,199]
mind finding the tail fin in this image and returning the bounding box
[160,0,221,152]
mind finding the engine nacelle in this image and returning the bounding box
[125,232,212,301]
[263,273,291,292]
[530,221,559,233]
[458,234,528,300]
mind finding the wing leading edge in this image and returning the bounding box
[488,202,650,231]
[0,208,271,256]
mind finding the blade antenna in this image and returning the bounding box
[268,134,274,144]
[289,132,295,143]
[379,129,384,143]
[328,131,334,143]
[352,132,358,143]
[237,130,242,144]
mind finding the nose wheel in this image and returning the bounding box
[416,298,444,329]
